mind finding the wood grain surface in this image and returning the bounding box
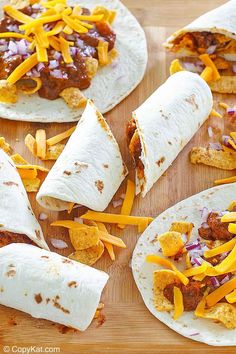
[0,0,235,353]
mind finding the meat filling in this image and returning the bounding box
[126,118,144,179]
[172,32,233,55]
[163,280,204,311]
[0,5,116,100]
[198,212,233,241]
[0,230,33,247]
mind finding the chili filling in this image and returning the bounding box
[126,118,144,179]
[198,212,233,241]
[172,32,233,55]
[0,230,33,247]
[0,4,116,100]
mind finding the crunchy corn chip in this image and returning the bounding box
[0,80,18,103]
[59,87,87,109]
[69,226,99,250]
[22,178,41,192]
[209,76,236,94]
[159,231,184,257]
[0,137,11,154]
[69,240,104,266]
[153,270,180,311]
[190,147,236,170]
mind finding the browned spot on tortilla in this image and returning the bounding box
[95,180,104,193]
[62,258,73,264]
[3,181,18,187]
[0,287,4,292]
[103,164,109,168]
[63,170,71,176]
[150,235,159,244]
[27,206,31,211]
[122,162,127,176]
[168,141,172,145]
[35,293,43,304]
[41,255,49,259]
[35,229,41,240]
[52,295,70,314]
[6,269,16,277]
[68,281,77,288]
[185,94,198,111]
[156,157,165,167]
[46,298,50,304]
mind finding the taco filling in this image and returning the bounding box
[0,0,118,104]
[0,230,33,247]
[147,203,236,328]
[126,118,144,180]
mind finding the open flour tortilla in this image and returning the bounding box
[0,243,109,330]
[0,0,147,123]
[37,99,127,211]
[132,183,236,346]
[130,71,213,197]
[164,0,236,61]
[0,149,48,249]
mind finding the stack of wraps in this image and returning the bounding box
[127,71,213,197]
[37,100,127,211]
[0,149,48,249]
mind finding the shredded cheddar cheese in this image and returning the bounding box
[0,32,32,41]
[206,277,236,307]
[221,212,236,223]
[3,5,32,23]
[97,40,109,66]
[35,129,47,159]
[20,78,42,95]
[146,254,189,285]
[204,238,236,258]
[210,109,222,118]
[200,66,213,83]
[214,243,236,273]
[195,297,206,317]
[173,286,184,320]
[118,179,135,229]
[228,201,236,211]
[219,102,230,110]
[225,289,236,303]
[199,54,221,81]
[214,175,236,185]
[97,222,115,261]
[229,223,236,234]
[17,168,37,179]
[182,262,208,277]
[59,36,73,63]
[7,53,38,85]
[46,126,76,146]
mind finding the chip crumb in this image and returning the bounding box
[59,87,87,109]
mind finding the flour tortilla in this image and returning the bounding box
[131,71,213,197]
[0,149,48,250]
[132,183,236,346]
[0,0,147,122]
[37,99,127,211]
[164,0,236,61]
[0,243,108,330]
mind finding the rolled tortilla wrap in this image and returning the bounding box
[0,243,109,330]
[0,149,48,250]
[127,71,213,197]
[37,99,127,211]
[164,0,236,61]
[132,183,236,346]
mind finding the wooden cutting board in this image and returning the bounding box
[0,0,235,353]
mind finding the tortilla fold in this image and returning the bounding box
[37,99,127,211]
[0,243,108,330]
[0,149,48,250]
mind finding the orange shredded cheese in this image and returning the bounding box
[214,175,236,185]
[19,13,62,31]
[67,202,74,214]
[46,21,65,36]
[200,66,213,82]
[229,223,236,234]
[36,41,48,62]
[219,102,230,110]
[210,109,222,118]
[204,238,236,258]
[97,40,109,66]
[146,254,189,285]
[182,262,208,277]
[59,36,73,63]
[62,14,88,34]
[20,78,42,95]
[213,243,236,273]
[206,277,236,307]
[47,126,76,146]
[0,32,32,41]
[7,53,38,85]
[3,5,32,24]
[35,129,47,159]
[97,222,115,261]
[225,289,236,303]
[221,212,236,223]
[173,286,184,320]
[80,210,154,227]
[17,168,37,179]
[199,54,221,81]
[48,36,61,51]
[118,179,135,229]
[195,297,206,317]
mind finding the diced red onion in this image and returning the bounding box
[112,199,123,208]
[76,38,84,47]
[74,217,83,224]
[66,34,75,41]
[183,62,201,73]
[222,135,232,147]
[189,249,204,258]
[185,240,201,251]
[39,212,48,221]
[37,62,45,72]
[50,69,64,79]
[227,108,236,115]
[49,59,59,69]
[192,257,203,266]
[201,222,210,229]
[8,40,18,54]
[210,276,220,288]
[62,73,68,79]
[7,24,20,33]
[3,50,12,58]
[208,126,213,138]
[206,45,217,54]
[22,53,30,59]
[201,207,209,223]
[31,13,38,19]
[32,3,41,9]
[31,68,40,78]
[220,275,230,284]
[50,238,68,249]
[208,142,222,151]
[17,39,28,55]
[70,47,77,56]
[0,44,7,52]
[53,51,62,60]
